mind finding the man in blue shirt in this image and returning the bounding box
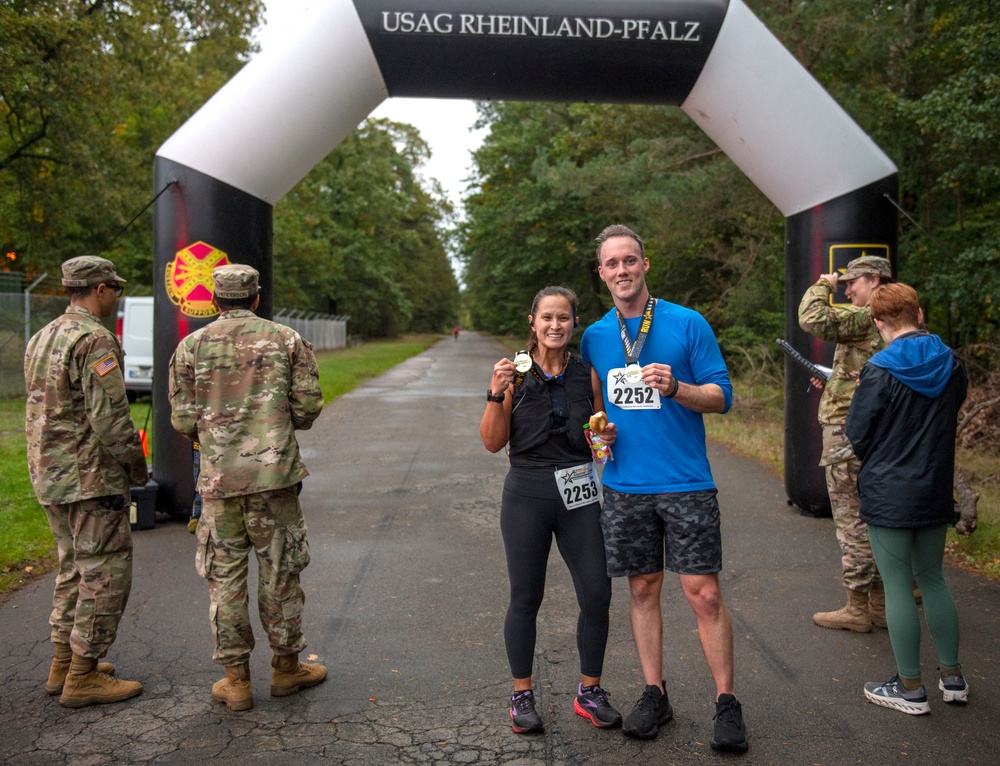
[581,224,746,753]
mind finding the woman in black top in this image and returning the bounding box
[480,285,621,734]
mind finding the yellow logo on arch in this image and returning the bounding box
[165,241,229,318]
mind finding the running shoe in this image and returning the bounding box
[863,675,930,715]
[574,683,622,728]
[509,689,544,734]
[938,673,970,704]
[622,682,673,739]
[711,693,749,753]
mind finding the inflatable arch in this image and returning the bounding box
[152,0,898,517]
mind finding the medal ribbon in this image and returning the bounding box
[616,297,656,365]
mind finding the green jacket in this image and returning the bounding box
[797,280,884,427]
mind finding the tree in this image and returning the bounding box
[0,1,263,285]
[460,0,998,369]
[273,118,458,337]
[459,99,782,365]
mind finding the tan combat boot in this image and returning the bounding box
[212,663,253,711]
[59,653,142,708]
[46,643,116,695]
[813,590,872,633]
[271,653,327,697]
[868,582,888,629]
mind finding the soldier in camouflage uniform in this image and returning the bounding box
[168,264,325,712]
[24,256,149,708]
[798,255,891,632]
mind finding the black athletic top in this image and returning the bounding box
[507,355,594,469]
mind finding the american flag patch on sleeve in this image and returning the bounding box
[93,354,119,377]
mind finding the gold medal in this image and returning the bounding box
[513,351,532,373]
[624,363,643,383]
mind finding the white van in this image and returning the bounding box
[116,296,154,401]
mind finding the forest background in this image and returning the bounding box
[2,1,996,358]
[1,2,997,558]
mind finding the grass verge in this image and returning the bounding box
[0,399,54,595]
[0,333,441,600]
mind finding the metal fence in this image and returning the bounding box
[1,277,349,398]
[1,274,78,398]
[274,308,350,351]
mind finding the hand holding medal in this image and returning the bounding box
[512,350,532,388]
[513,350,532,373]
[488,357,516,402]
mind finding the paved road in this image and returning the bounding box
[1,332,997,765]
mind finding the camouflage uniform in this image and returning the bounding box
[798,278,884,593]
[24,258,148,659]
[168,266,323,666]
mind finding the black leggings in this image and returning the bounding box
[501,466,612,679]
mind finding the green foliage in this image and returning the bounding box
[1,4,459,341]
[883,3,1000,353]
[0,0,263,282]
[460,0,999,366]
[458,99,783,356]
[273,120,459,338]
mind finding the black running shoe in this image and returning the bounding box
[574,683,623,728]
[711,693,749,753]
[622,682,673,739]
[509,689,544,734]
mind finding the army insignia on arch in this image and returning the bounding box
[165,241,229,318]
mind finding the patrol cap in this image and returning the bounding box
[838,255,892,282]
[212,264,259,299]
[61,256,127,288]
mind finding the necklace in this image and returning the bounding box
[530,351,569,381]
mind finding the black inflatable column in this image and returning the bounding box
[151,158,273,516]
[783,174,898,516]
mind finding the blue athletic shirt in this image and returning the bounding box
[581,300,732,494]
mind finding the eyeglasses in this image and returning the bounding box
[103,283,124,298]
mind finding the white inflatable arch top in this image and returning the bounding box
[156,0,897,216]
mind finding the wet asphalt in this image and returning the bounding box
[1,331,997,765]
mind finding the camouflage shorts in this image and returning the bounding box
[601,489,721,577]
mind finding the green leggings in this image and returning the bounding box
[868,524,960,680]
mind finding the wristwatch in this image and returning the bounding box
[486,389,505,403]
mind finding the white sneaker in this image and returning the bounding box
[938,674,969,704]
[864,675,930,715]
